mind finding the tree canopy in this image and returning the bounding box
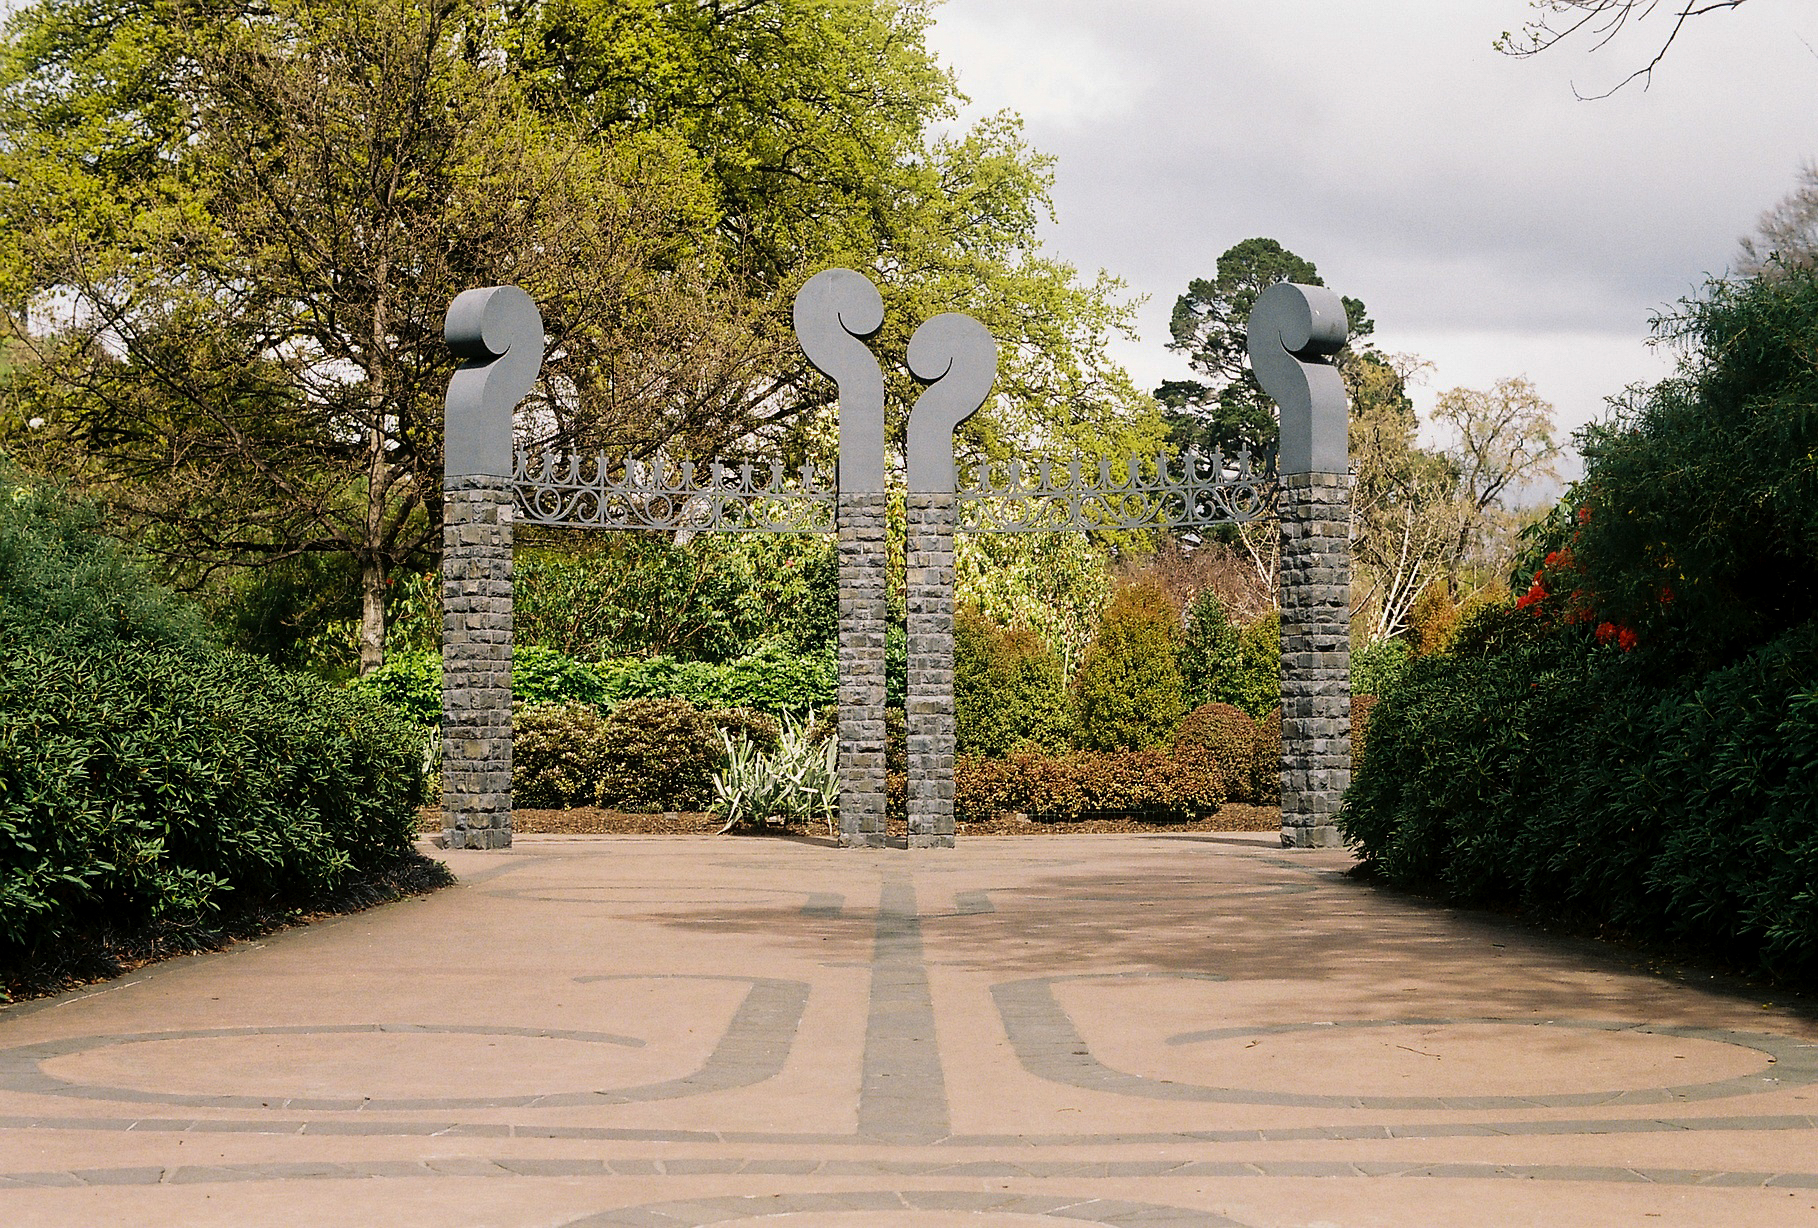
[0,0,1159,669]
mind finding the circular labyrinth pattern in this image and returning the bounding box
[994,974,1818,1111]
[0,977,808,1112]
[558,1191,1248,1227]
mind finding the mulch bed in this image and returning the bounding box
[419,804,1284,838]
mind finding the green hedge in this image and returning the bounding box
[0,643,426,970]
[355,640,836,727]
[1341,615,1818,979]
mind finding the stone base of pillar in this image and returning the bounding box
[1280,823,1345,850]
[905,492,957,850]
[838,492,889,849]
[1278,471,1353,851]
[442,475,514,851]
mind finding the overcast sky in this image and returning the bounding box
[925,0,1817,478]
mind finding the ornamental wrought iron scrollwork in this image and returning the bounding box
[956,444,1275,534]
[512,450,835,533]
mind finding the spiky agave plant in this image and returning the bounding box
[712,712,839,836]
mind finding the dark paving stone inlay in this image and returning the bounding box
[0,977,807,1112]
[993,975,1818,1111]
[859,875,951,1143]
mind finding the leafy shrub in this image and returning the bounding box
[0,463,210,652]
[1342,621,1818,979]
[0,643,424,970]
[1072,579,1186,750]
[516,645,613,707]
[955,748,1223,823]
[1178,589,1242,710]
[1251,706,1282,804]
[596,697,723,811]
[349,650,442,728]
[1352,637,1411,698]
[596,640,835,713]
[1174,703,1256,803]
[711,712,838,834]
[513,702,612,809]
[1229,610,1281,720]
[716,640,838,712]
[1351,694,1378,774]
[955,607,1070,756]
[706,707,781,756]
[1513,267,1818,670]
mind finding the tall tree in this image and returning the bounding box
[1,0,769,673]
[1,0,1161,668]
[1157,237,1372,459]
[1433,376,1563,569]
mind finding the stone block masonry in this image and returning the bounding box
[1277,471,1352,849]
[442,476,514,849]
[904,493,957,848]
[838,492,888,848]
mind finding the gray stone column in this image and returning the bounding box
[1278,471,1352,849]
[904,492,957,848]
[441,476,515,849]
[838,492,888,848]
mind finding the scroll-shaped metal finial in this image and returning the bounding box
[906,312,998,493]
[793,268,885,493]
[444,285,545,479]
[1247,282,1349,475]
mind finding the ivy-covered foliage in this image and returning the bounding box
[1344,267,1818,981]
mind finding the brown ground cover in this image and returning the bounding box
[418,803,1283,837]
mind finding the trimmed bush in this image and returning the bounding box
[0,643,424,970]
[1072,579,1186,750]
[706,707,781,756]
[1251,706,1282,804]
[955,607,1070,756]
[596,697,723,812]
[955,748,1223,823]
[513,702,612,809]
[1174,702,1256,803]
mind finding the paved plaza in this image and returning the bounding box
[2,833,1817,1225]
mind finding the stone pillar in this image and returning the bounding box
[904,492,957,848]
[1278,471,1352,849]
[838,492,888,848]
[441,476,515,849]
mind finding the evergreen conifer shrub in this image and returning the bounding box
[1173,702,1256,802]
[1071,580,1186,750]
[954,607,1070,755]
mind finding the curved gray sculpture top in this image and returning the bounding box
[906,312,998,494]
[793,269,886,493]
[444,285,545,479]
[1247,282,1349,475]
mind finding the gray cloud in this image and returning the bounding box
[929,0,1816,432]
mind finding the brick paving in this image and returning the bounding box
[2,834,1817,1225]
